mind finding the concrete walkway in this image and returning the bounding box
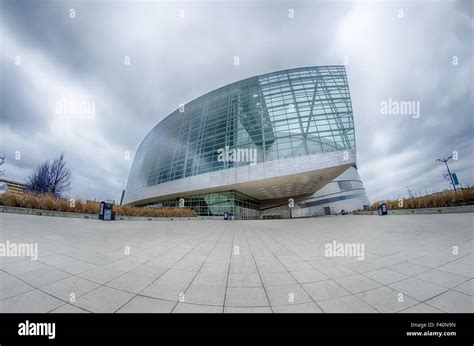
[0,213,472,313]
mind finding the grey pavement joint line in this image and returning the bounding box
[170,225,227,312]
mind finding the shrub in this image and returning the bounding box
[0,192,197,217]
[19,194,38,209]
[114,204,196,218]
[82,200,100,214]
[36,194,57,210]
[371,187,474,210]
[57,198,72,212]
[0,192,19,207]
[73,200,83,213]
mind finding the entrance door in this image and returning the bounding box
[324,207,331,215]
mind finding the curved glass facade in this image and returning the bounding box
[125,65,355,199]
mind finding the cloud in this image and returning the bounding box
[0,0,472,203]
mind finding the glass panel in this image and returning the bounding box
[125,66,356,195]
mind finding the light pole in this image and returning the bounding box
[436,156,457,192]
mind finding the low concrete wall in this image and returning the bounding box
[0,206,99,219]
[0,206,201,221]
[4,204,471,221]
[354,205,474,215]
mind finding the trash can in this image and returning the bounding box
[379,203,388,216]
[99,201,114,221]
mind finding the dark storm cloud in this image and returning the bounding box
[0,0,472,202]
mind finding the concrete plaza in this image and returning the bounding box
[0,213,472,313]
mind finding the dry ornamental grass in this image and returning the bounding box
[0,192,196,217]
[371,187,474,210]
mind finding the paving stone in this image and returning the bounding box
[389,277,448,301]
[356,287,419,313]
[425,290,474,313]
[183,284,226,306]
[410,253,457,268]
[317,265,357,279]
[78,267,125,284]
[17,266,71,288]
[229,261,258,274]
[39,254,77,266]
[335,274,382,294]
[453,279,473,296]
[399,303,444,313]
[173,257,206,271]
[139,280,189,301]
[159,269,196,284]
[0,289,63,313]
[261,272,296,286]
[303,280,351,301]
[0,274,35,300]
[223,306,272,313]
[54,260,98,275]
[41,276,100,301]
[437,261,473,277]
[227,273,262,287]
[272,303,322,313]
[192,271,228,287]
[367,256,401,267]
[117,296,176,313]
[104,258,143,272]
[345,261,382,274]
[417,269,470,289]
[128,264,167,278]
[283,261,312,272]
[1,260,47,275]
[265,284,312,306]
[388,262,430,276]
[200,262,228,273]
[292,269,328,284]
[51,303,90,313]
[364,268,408,285]
[277,255,302,263]
[173,303,222,313]
[73,286,134,313]
[225,287,269,307]
[106,273,155,293]
[256,261,287,274]
[318,295,378,313]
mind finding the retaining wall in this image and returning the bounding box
[354,205,474,215]
[0,206,202,221]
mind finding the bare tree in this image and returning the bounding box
[26,160,51,195]
[49,154,71,197]
[26,154,71,197]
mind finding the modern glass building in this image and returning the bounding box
[123,66,369,218]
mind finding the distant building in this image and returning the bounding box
[0,178,27,195]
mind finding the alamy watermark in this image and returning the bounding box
[217,146,257,166]
[18,320,55,339]
[55,99,96,118]
[380,98,420,119]
[325,240,365,261]
[0,241,38,261]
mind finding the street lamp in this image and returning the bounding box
[436,156,457,192]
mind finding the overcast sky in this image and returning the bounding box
[0,0,472,203]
